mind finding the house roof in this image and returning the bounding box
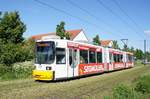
[101,40,112,46]
[31,29,82,40]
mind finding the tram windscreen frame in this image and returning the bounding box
[35,41,55,64]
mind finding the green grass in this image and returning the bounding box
[0,64,149,99]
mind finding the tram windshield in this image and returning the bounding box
[35,41,55,64]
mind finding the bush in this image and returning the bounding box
[135,75,150,94]
[21,38,35,61]
[112,84,139,99]
[0,64,12,80]
[104,74,150,99]
[12,61,35,78]
[0,61,35,80]
[0,38,35,80]
[104,84,140,99]
[0,43,16,66]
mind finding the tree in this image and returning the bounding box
[112,40,119,49]
[0,11,29,66]
[56,21,65,39]
[22,38,35,60]
[0,43,19,66]
[144,51,150,62]
[65,32,71,40]
[0,38,35,66]
[146,52,150,61]
[56,21,70,40]
[134,49,143,60]
[130,46,134,53]
[93,35,101,45]
[0,11,26,44]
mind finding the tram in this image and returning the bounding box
[32,38,134,81]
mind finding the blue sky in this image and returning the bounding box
[0,0,150,51]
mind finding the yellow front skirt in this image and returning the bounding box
[32,70,54,81]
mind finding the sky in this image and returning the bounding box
[0,0,150,51]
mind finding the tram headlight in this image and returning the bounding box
[46,67,52,70]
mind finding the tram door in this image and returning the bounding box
[109,52,114,71]
[68,49,78,77]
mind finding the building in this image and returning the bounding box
[100,40,113,48]
[31,29,89,42]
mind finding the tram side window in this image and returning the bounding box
[119,54,123,62]
[126,54,129,62]
[109,53,113,63]
[69,49,72,65]
[128,55,131,62]
[80,50,88,64]
[128,55,133,62]
[114,54,122,62]
[116,54,119,62]
[132,55,134,62]
[97,52,102,63]
[89,51,96,63]
[131,55,134,62]
[114,54,117,62]
[56,48,66,64]
[120,54,123,62]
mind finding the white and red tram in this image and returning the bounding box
[32,38,134,81]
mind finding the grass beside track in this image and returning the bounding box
[0,65,150,99]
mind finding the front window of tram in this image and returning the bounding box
[35,41,55,64]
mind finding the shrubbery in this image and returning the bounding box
[135,75,150,94]
[0,64,11,78]
[112,84,139,99]
[0,61,35,80]
[104,84,139,99]
[0,39,35,80]
[104,74,150,99]
[0,38,35,81]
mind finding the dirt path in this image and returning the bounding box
[0,65,149,99]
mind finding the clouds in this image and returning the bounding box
[144,30,150,35]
